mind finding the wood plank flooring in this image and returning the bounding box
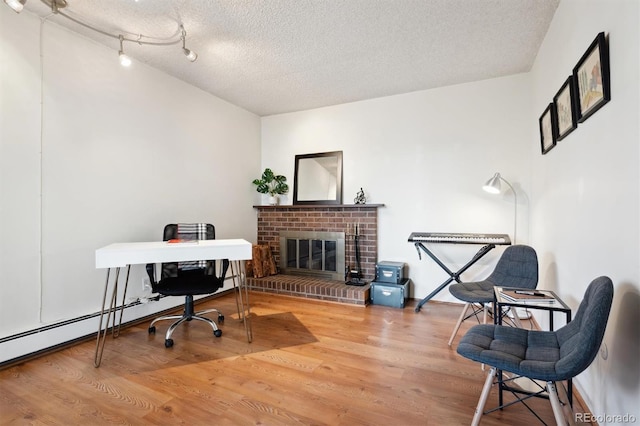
[0,292,589,425]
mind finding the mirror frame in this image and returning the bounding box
[293,151,343,205]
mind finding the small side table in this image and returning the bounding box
[493,287,573,410]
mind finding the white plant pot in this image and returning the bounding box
[269,195,279,205]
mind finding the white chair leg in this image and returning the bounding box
[448,303,470,346]
[547,381,567,426]
[556,380,577,426]
[471,367,496,426]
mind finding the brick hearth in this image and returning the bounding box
[247,275,370,305]
[251,204,383,305]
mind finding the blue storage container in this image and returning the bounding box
[370,278,410,308]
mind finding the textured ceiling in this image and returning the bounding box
[22,0,559,116]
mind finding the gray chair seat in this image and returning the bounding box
[449,281,495,304]
[457,324,563,381]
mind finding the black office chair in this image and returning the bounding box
[448,245,539,346]
[457,276,613,425]
[146,223,229,348]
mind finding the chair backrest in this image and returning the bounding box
[161,223,219,279]
[554,276,614,380]
[487,245,538,289]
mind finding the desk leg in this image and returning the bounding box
[94,267,118,367]
[229,261,243,320]
[114,265,131,338]
[233,260,253,343]
[94,265,130,368]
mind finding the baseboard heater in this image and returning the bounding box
[0,285,235,368]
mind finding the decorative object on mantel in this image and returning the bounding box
[573,32,610,123]
[354,188,366,204]
[252,168,289,205]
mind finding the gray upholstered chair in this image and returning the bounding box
[457,276,614,425]
[146,223,229,348]
[448,245,539,346]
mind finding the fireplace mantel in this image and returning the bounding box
[253,204,384,209]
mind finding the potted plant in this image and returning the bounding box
[252,168,289,205]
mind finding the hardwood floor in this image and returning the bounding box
[0,292,588,425]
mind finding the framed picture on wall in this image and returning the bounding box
[539,103,557,155]
[553,76,578,141]
[573,32,610,123]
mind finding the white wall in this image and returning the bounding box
[262,73,534,304]
[0,7,260,352]
[3,2,638,420]
[530,0,639,422]
[261,2,640,420]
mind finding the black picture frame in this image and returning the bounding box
[539,103,557,155]
[573,32,610,123]
[553,76,578,141]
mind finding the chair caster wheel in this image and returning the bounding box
[214,329,222,338]
[165,339,174,348]
[148,326,156,334]
[218,314,224,325]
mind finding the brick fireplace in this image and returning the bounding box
[248,204,383,305]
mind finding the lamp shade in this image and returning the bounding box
[483,173,502,194]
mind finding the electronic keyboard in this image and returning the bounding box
[408,232,511,245]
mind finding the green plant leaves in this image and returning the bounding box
[253,168,289,195]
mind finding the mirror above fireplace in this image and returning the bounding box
[293,151,343,205]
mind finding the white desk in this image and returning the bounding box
[94,239,253,367]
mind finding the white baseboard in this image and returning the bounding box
[0,290,232,365]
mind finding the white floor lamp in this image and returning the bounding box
[483,172,529,319]
[482,172,517,244]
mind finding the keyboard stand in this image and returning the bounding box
[413,242,497,312]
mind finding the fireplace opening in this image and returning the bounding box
[279,231,345,281]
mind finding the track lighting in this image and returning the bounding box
[6,0,199,66]
[4,0,26,13]
[118,35,132,67]
[181,26,198,62]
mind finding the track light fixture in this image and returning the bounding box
[4,0,26,13]
[118,35,132,67]
[181,26,198,62]
[5,0,199,66]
